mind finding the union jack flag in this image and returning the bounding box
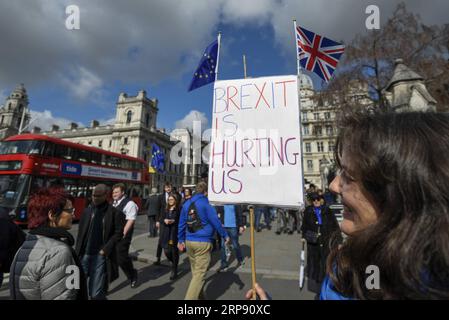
[295,25,345,83]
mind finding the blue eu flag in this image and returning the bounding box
[151,143,165,173]
[188,39,218,92]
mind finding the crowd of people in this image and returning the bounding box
[1,111,449,300]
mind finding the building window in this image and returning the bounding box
[98,140,103,148]
[314,113,319,120]
[109,140,112,147]
[305,143,311,153]
[326,126,333,136]
[0,115,3,125]
[145,114,150,127]
[325,112,331,120]
[302,112,308,121]
[317,142,324,152]
[315,126,322,136]
[307,160,314,171]
[329,142,335,152]
[303,125,309,136]
[88,140,92,145]
[124,137,128,145]
[126,110,132,124]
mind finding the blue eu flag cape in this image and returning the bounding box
[151,143,165,173]
[188,39,218,91]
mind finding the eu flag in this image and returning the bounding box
[151,143,165,173]
[188,39,218,91]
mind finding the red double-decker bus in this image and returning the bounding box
[0,134,149,225]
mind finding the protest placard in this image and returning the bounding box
[208,75,304,207]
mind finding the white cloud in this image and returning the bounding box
[175,110,209,133]
[0,0,447,91]
[221,0,277,25]
[29,109,80,131]
[60,66,104,101]
[98,117,115,126]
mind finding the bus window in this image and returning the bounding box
[0,140,44,155]
[101,154,107,166]
[111,157,121,168]
[42,142,55,157]
[91,152,102,165]
[55,144,72,160]
[0,174,30,208]
[75,149,91,163]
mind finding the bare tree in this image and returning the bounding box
[327,2,449,111]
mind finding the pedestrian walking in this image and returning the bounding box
[10,187,87,300]
[254,205,271,232]
[154,182,172,265]
[147,187,160,238]
[177,182,230,300]
[75,184,125,300]
[181,187,192,206]
[160,194,180,280]
[275,208,289,235]
[216,204,245,272]
[112,183,138,288]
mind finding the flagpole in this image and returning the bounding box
[243,54,247,79]
[215,32,222,82]
[294,19,307,221]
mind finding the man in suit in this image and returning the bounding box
[154,182,172,265]
[75,184,125,299]
[147,187,160,237]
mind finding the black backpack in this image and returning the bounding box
[186,200,204,233]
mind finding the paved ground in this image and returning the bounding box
[0,214,316,300]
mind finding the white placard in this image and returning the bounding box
[208,75,304,208]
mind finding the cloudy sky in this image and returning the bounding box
[0,0,448,132]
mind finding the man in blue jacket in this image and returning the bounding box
[178,182,230,300]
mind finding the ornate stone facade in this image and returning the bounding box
[0,84,31,140]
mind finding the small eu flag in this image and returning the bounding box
[188,39,218,92]
[151,143,165,173]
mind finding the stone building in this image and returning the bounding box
[0,84,31,140]
[299,74,371,190]
[384,58,437,112]
[299,74,338,189]
[39,90,187,190]
[0,85,195,191]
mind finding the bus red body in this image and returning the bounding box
[0,134,149,226]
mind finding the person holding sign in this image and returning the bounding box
[178,182,230,300]
[248,111,449,300]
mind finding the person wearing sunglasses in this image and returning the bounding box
[301,192,341,297]
[9,187,87,300]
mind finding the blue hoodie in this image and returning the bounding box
[178,193,228,243]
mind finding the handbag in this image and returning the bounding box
[303,226,320,244]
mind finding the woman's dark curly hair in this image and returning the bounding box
[327,111,449,299]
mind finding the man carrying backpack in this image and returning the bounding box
[178,182,230,300]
